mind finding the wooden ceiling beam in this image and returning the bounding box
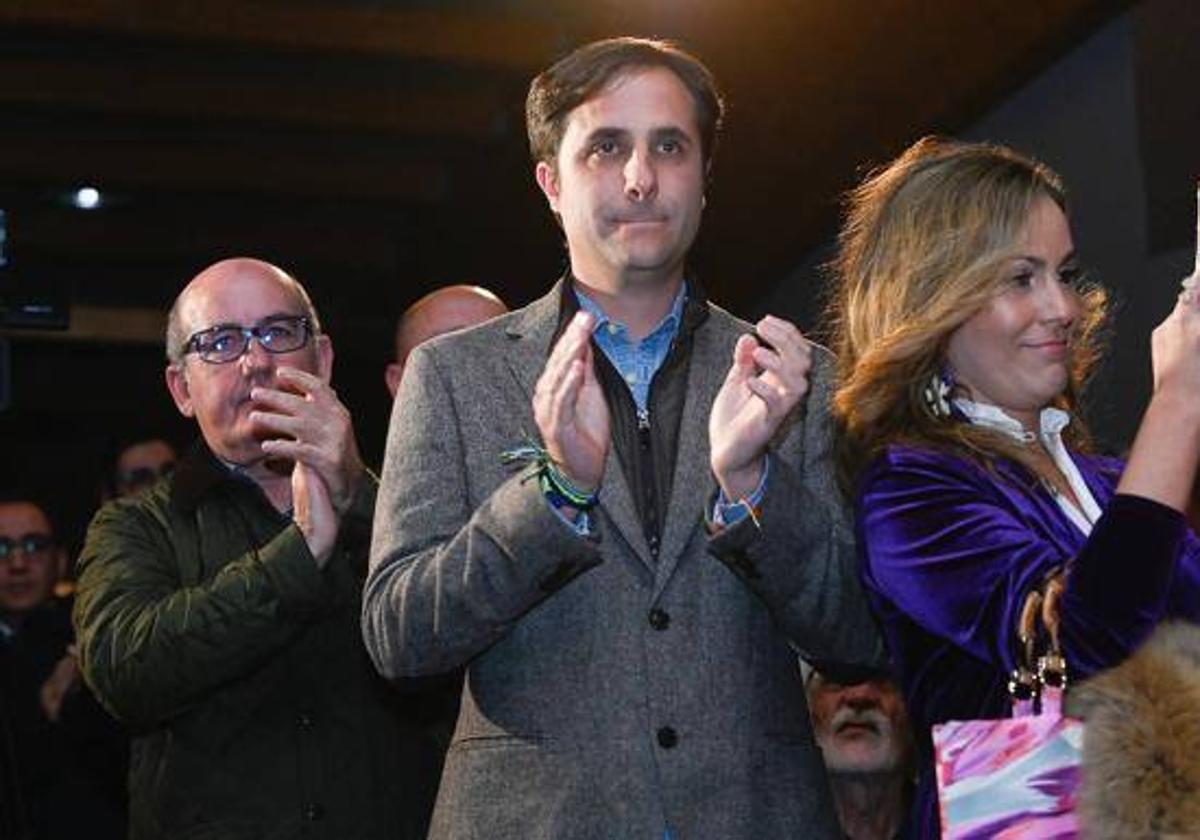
[0,54,512,140]
[9,203,404,275]
[0,132,451,202]
[0,1,562,69]
[0,305,165,345]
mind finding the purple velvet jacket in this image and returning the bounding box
[857,444,1200,839]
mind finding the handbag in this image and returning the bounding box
[931,579,1082,839]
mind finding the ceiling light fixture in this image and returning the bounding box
[70,186,103,210]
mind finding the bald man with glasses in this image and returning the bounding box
[73,258,439,840]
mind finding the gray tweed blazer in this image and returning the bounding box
[363,282,882,840]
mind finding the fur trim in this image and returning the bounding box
[1067,621,1200,839]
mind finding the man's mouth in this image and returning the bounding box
[836,720,881,736]
[612,213,668,225]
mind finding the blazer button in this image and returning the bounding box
[656,726,678,749]
[296,711,316,730]
[303,802,325,821]
[648,608,670,631]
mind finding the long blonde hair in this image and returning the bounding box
[828,137,1108,488]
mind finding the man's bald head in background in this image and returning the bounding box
[385,285,508,397]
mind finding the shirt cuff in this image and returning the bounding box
[711,458,769,527]
[546,496,593,536]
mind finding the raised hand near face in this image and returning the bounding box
[709,315,812,501]
[252,366,365,564]
[533,310,610,494]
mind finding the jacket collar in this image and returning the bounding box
[169,439,267,514]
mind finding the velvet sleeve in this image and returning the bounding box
[859,447,1185,679]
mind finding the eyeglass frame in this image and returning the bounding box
[0,533,56,563]
[180,315,315,365]
[116,462,177,491]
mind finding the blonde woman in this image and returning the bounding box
[829,137,1200,837]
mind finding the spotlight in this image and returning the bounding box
[70,186,103,210]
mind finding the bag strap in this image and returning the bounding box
[1007,572,1069,715]
[1007,588,1042,714]
[1037,573,1068,713]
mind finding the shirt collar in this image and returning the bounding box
[549,272,710,349]
[572,281,686,344]
[952,396,1071,443]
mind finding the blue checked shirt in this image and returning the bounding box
[575,285,685,416]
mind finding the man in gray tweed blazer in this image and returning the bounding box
[363,37,882,839]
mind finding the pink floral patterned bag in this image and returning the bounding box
[932,584,1082,839]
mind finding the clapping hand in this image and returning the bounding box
[533,311,610,497]
[709,316,812,501]
[253,366,365,564]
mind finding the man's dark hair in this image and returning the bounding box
[526,37,724,171]
[0,491,56,537]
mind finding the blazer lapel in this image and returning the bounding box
[502,283,654,572]
[653,315,727,597]
[501,288,558,403]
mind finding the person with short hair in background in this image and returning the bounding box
[1,496,126,840]
[805,662,914,840]
[385,285,508,398]
[110,437,177,498]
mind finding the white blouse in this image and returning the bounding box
[953,397,1103,536]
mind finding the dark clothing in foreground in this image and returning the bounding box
[1,599,127,840]
[73,444,449,840]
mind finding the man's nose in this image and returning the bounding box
[239,335,275,371]
[624,148,657,202]
[838,681,884,709]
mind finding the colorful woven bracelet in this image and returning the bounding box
[502,438,599,511]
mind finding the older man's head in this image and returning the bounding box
[806,668,913,775]
[385,285,507,397]
[165,258,332,465]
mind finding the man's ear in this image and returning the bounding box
[164,364,195,418]
[315,335,334,384]
[384,362,403,399]
[535,160,561,214]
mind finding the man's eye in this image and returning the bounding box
[206,331,238,353]
[261,324,293,343]
[591,139,620,156]
[658,139,681,154]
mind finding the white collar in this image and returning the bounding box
[953,396,1100,533]
[952,397,1070,444]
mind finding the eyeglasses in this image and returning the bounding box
[182,315,313,365]
[0,534,55,563]
[117,462,175,492]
